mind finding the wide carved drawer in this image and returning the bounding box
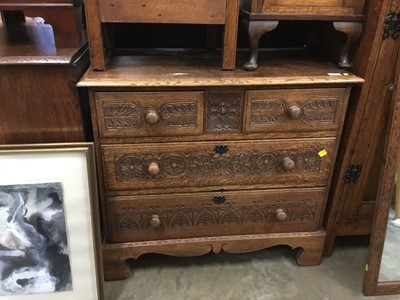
[243,88,348,133]
[102,138,335,191]
[95,91,204,138]
[107,188,326,242]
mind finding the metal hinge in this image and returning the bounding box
[383,10,400,40]
[345,163,363,184]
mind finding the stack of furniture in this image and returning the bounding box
[79,0,364,280]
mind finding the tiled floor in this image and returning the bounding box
[103,236,400,300]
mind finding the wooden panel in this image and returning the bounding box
[0,0,74,4]
[98,0,227,24]
[107,188,326,242]
[260,6,354,15]
[243,88,348,133]
[259,0,364,14]
[95,91,204,137]
[267,0,342,6]
[102,138,335,191]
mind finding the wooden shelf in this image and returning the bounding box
[78,49,364,88]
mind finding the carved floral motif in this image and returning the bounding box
[206,92,242,131]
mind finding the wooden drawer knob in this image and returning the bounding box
[275,209,287,221]
[147,162,160,175]
[282,157,295,170]
[287,105,302,119]
[145,109,160,124]
[150,214,161,227]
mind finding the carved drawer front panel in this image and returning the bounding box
[107,188,326,242]
[95,91,204,138]
[241,0,365,15]
[102,138,335,191]
[243,88,347,133]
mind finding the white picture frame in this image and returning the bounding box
[0,143,104,300]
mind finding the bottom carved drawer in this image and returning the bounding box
[107,188,326,243]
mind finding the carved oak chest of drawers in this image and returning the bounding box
[78,51,363,280]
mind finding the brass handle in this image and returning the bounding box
[147,162,160,175]
[275,209,287,221]
[150,214,161,227]
[287,105,302,119]
[145,109,160,124]
[282,157,295,170]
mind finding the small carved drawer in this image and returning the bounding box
[107,188,326,242]
[243,88,348,133]
[102,138,335,191]
[95,91,204,138]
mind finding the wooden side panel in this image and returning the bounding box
[107,188,326,242]
[98,0,227,24]
[85,0,106,70]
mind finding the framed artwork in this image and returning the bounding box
[0,143,104,300]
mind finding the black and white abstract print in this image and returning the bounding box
[0,183,72,296]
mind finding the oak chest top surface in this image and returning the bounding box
[78,50,364,88]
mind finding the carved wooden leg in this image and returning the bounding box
[244,20,279,71]
[102,254,131,281]
[333,22,363,69]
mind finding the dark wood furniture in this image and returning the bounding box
[84,0,240,70]
[240,0,365,70]
[78,50,363,280]
[0,0,84,48]
[323,0,400,255]
[0,21,89,144]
